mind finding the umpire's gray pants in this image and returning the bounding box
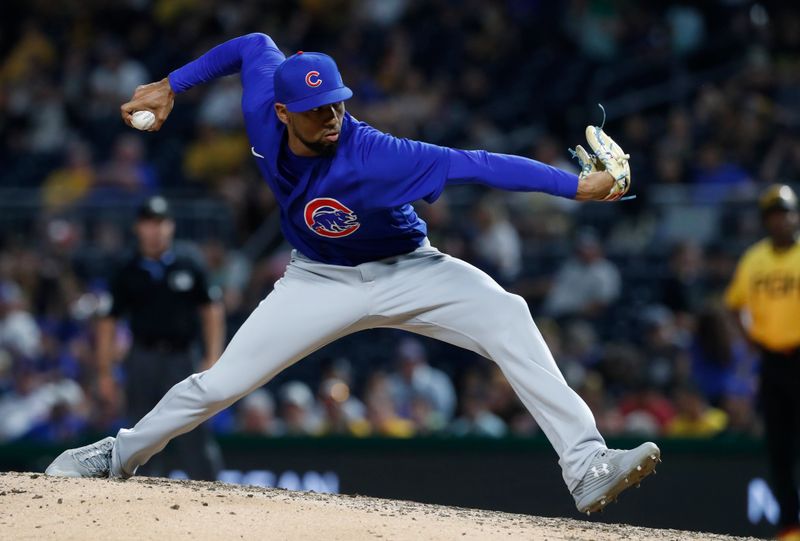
[124,345,221,481]
[113,242,604,491]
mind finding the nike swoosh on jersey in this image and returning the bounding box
[251,147,265,159]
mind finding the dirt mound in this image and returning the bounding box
[0,471,757,540]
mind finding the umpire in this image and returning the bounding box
[726,184,800,541]
[97,196,225,480]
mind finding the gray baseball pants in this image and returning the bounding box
[112,242,605,491]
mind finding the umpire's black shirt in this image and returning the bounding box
[108,246,213,346]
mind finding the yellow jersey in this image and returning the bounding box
[725,238,800,352]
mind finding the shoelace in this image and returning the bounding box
[74,442,112,472]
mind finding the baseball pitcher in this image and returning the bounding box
[46,33,659,515]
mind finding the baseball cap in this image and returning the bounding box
[759,184,798,214]
[137,196,171,220]
[274,51,353,113]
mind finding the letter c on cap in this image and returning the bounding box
[305,71,322,88]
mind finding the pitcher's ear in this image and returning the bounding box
[274,103,289,125]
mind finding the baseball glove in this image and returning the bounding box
[570,127,631,201]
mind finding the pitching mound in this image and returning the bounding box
[0,471,756,540]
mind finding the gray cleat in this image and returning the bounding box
[572,442,661,514]
[45,436,115,478]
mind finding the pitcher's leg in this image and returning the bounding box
[113,267,370,477]
[379,253,603,490]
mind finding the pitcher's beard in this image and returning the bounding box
[294,127,339,157]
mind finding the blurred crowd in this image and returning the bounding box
[1,0,800,444]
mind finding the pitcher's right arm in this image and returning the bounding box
[121,33,285,130]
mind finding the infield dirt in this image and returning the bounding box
[0,471,759,540]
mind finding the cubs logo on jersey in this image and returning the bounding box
[304,198,360,238]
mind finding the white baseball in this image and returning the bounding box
[131,110,156,131]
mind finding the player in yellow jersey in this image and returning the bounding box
[726,184,800,541]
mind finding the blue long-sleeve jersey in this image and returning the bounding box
[169,33,579,266]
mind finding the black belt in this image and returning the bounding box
[133,338,192,352]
